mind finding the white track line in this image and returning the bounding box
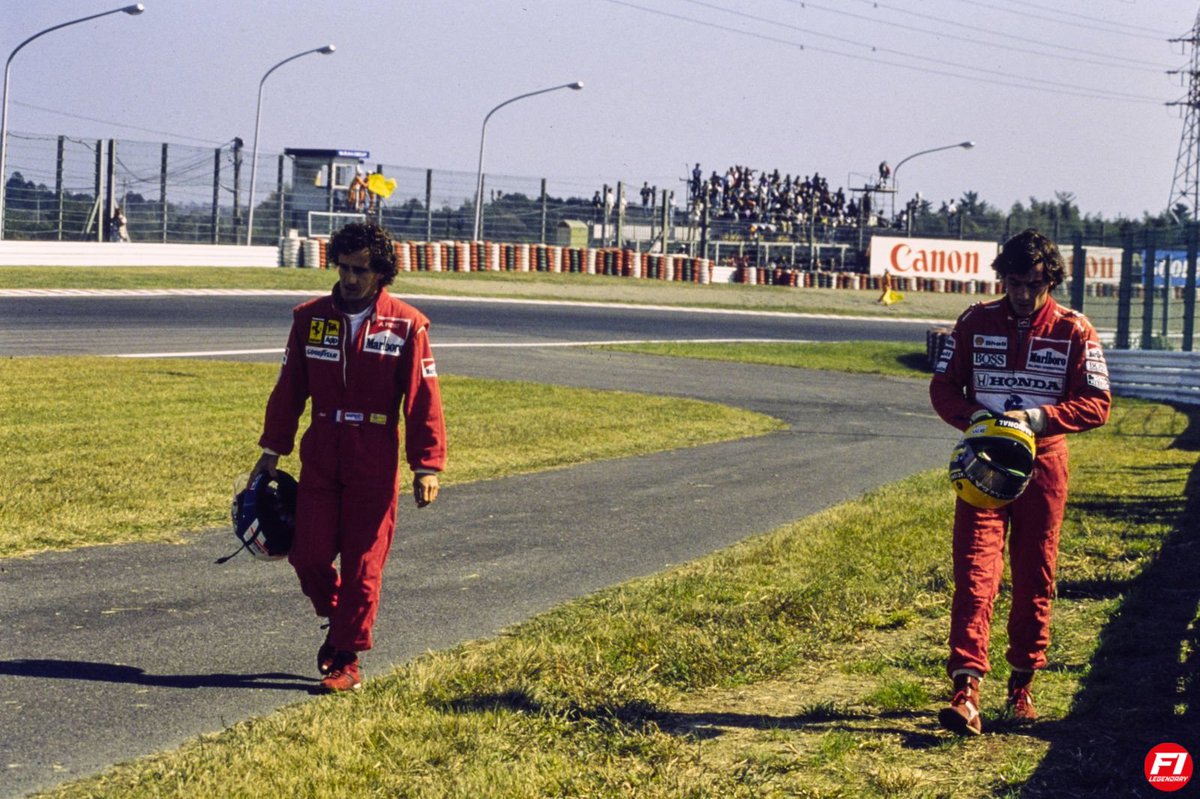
[0,288,953,326]
[113,338,820,359]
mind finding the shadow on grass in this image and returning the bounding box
[0,659,317,691]
[1018,405,1200,798]
[445,689,946,748]
[896,352,933,374]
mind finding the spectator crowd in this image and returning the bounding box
[687,162,878,238]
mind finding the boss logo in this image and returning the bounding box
[974,352,1006,368]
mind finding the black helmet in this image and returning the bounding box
[218,470,298,563]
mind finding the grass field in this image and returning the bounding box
[0,357,780,558]
[36,396,1198,798]
[6,271,1195,797]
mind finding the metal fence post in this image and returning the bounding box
[1117,234,1133,350]
[211,147,221,245]
[1142,231,1156,349]
[615,181,624,248]
[425,168,433,242]
[159,143,168,243]
[276,154,286,240]
[231,139,242,243]
[104,139,117,242]
[1185,222,1197,352]
[54,136,64,241]
[539,178,547,245]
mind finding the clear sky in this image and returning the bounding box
[3,0,1196,219]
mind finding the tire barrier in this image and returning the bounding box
[926,326,953,371]
[288,237,705,285]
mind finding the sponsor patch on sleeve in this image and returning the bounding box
[421,358,438,378]
[1086,373,1111,391]
[934,334,955,374]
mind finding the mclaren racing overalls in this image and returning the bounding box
[930,294,1110,676]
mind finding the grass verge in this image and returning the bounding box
[37,398,1199,798]
[0,265,972,319]
[0,357,780,558]
[602,341,931,379]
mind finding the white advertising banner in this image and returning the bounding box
[1078,246,1122,285]
[869,236,999,279]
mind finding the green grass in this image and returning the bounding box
[37,398,1200,798]
[0,357,780,558]
[603,341,930,378]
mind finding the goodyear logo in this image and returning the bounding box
[305,346,340,362]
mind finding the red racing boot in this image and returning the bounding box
[1005,669,1037,723]
[319,651,361,693]
[938,673,983,736]
[317,632,337,677]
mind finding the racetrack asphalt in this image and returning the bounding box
[0,347,955,798]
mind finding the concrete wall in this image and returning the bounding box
[0,241,279,268]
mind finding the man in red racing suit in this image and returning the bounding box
[249,222,447,693]
[929,228,1109,735]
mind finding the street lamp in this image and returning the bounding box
[472,80,583,242]
[245,44,335,245]
[890,140,975,222]
[0,4,145,240]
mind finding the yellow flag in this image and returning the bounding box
[366,173,397,199]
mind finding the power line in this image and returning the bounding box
[9,99,228,147]
[949,0,1181,40]
[606,0,1168,105]
[833,0,1170,70]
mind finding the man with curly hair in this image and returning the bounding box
[929,228,1110,734]
[248,222,447,692]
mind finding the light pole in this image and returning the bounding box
[472,81,583,242]
[890,140,975,223]
[0,4,145,240]
[245,44,335,245]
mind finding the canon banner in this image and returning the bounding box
[1079,246,1122,285]
[869,236,999,278]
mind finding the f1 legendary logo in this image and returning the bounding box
[1145,742,1192,791]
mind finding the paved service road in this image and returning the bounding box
[0,293,956,798]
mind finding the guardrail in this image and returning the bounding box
[1106,350,1200,406]
[0,241,279,267]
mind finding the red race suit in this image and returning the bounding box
[930,294,1110,676]
[259,286,447,653]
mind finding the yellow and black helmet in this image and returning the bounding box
[948,416,1037,509]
